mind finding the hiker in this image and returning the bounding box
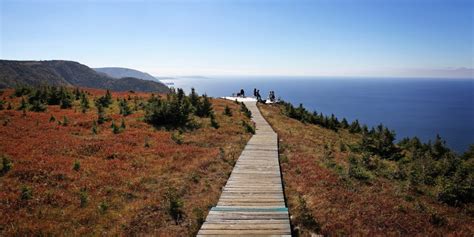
[269,91,275,102]
[240,89,245,97]
[256,90,261,101]
[253,88,257,97]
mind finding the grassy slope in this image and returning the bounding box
[259,103,473,236]
[0,89,251,236]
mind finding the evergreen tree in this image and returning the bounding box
[349,120,361,133]
[119,99,132,116]
[92,121,98,134]
[47,86,61,105]
[60,96,73,109]
[340,118,349,128]
[111,120,120,134]
[223,105,232,116]
[74,88,81,100]
[120,118,126,129]
[240,102,252,118]
[195,94,213,117]
[80,93,90,113]
[97,104,107,124]
[62,116,69,126]
[30,100,47,112]
[17,97,28,111]
[210,113,220,129]
[95,90,113,108]
[189,88,199,107]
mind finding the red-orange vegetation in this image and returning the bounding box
[0,88,251,236]
[259,103,473,236]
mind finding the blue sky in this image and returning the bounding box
[1,0,473,77]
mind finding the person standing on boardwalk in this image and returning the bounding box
[256,90,261,101]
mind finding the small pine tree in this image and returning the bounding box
[349,119,361,133]
[30,100,47,112]
[189,88,199,107]
[119,99,132,116]
[20,186,32,200]
[80,93,90,113]
[111,121,120,134]
[195,94,213,117]
[242,120,255,134]
[210,113,220,129]
[240,102,251,118]
[7,102,12,110]
[17,97,28,111]
[79,189,88,208]
[49,115,56,122]
[92,121,98,134]
[73,160,80,171]
[120,118,126,129]
[223,105,232,116]
[97,104,106,124]
[62,116,69,126]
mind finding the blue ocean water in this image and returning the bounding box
[163,77,474,153]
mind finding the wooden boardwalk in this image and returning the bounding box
[198,100,291,237]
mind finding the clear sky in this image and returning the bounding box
[1,0,473,77]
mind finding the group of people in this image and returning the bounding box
[234,88,276,103]
[253,88,262,101]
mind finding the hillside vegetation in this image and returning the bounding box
[94,67,159,82]
[0,60,169,93]
[259,102,473,236]
[0,87,253,236]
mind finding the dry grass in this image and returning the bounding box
[259,103,474,236]
[0,88,251,236]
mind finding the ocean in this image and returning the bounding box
[162,77,474,153]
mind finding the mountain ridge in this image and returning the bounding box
[93,67,159,82]
[0,60,169,93]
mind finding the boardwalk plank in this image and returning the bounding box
[198,100,291,236]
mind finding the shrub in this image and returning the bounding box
[98,201,109,213]
[171,132,183,145]
[62,116,69,126]
[60,95,73,109]
[210,113,220,129]
[30,100,47,112]
[240,102,252,118]
[348,155,372,181]
[80,93,90,113]
[79,189,88,208]
[0,154,13,175]
[145,92,193,128]
[120,118,126,129]
[95,90,113,108]
[195,94,213,117]
[296,195,321,232]
[111,121,120,134]
[223,105,232,116]
[96,104,107,124]
[17,97,28,111]
[165,188,184,224]
[20,186,32,200]
[92,121,98,134]
[119,99,132,116]
[189,88,199,107]
[73,160,81,171]
[242,120,255,134]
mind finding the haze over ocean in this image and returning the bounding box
[164,77,474,153]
